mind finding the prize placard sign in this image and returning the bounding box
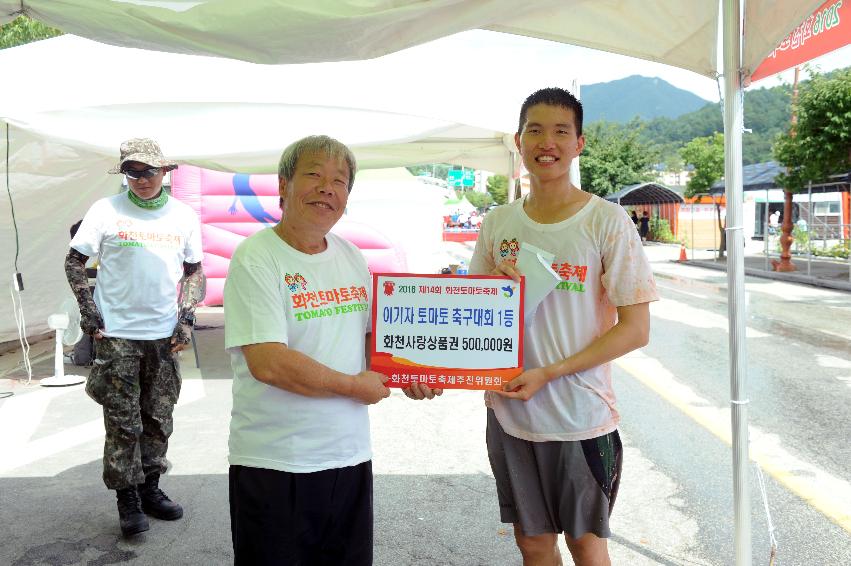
[371,273,524,391]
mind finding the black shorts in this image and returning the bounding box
[229,462,373,566]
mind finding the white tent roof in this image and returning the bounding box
[444,195,477,214]
[0,36,517,174]
[1,0,822,79]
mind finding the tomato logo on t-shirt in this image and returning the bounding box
[499,238,519,258]
[284,272,308,293]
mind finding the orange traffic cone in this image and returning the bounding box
[678,244,688,262]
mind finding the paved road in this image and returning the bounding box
[0,243,849,565]
[623,245,851,565]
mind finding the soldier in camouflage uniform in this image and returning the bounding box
[65,138,205,537]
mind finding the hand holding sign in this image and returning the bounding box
[491,259,522,281]
[402,382,444,400]
[351,370,391,404]
[494,366,551,401]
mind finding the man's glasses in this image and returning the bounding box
[123,167,162,180]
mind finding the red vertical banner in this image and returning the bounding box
[749,0,850,83]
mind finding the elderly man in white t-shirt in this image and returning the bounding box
[471,88,658,566]
[65,138,204,538]
[224,135,439,566]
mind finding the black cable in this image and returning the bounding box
[4,123,19,398]
[6,122,20,271]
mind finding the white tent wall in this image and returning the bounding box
[1,125,117,344]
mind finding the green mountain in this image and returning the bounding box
[582,75,710,123]
[582,73,818,166]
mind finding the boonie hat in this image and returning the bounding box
[108,138,178,174]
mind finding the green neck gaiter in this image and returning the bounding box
[127,189,168,210]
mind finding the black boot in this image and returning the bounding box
[138,474,183,520]
[116,487,150,537]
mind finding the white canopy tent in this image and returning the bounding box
[443,195,478,215]
[1,2,830,563]
[0,35,520,345]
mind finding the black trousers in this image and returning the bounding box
[229,462,373,566]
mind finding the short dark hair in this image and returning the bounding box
[70,220,83,238]
[517,87,583,136]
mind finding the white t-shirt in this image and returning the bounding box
[470,195,658,442]
[224,228,373,473]
[70,192,203,340]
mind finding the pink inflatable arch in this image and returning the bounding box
[171,165,406,305]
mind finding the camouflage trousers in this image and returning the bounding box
[86,336,181,490]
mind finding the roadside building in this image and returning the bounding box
[710,161,850,242]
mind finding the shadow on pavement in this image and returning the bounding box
[2,463,518,566]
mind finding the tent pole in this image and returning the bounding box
[722,1,751,565]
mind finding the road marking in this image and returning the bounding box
[815,354,851,369]
[616,350,851,534]
[650,298,769,338]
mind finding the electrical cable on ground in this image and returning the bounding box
[10,285,32,386]
[755,463,779,566]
